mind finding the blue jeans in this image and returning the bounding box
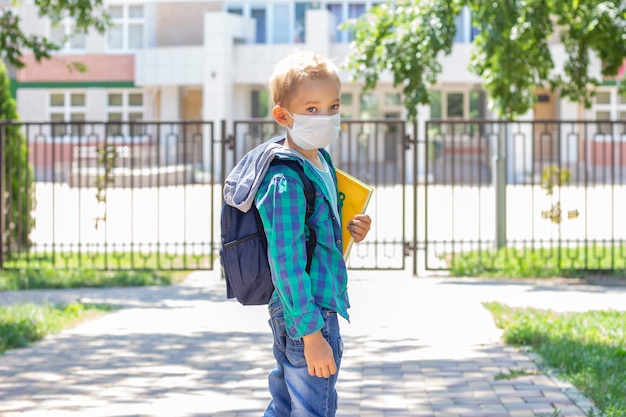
[264,300,344,417]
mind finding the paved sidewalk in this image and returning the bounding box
[1,270,625,417]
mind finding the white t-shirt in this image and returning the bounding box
[307,156,339,222]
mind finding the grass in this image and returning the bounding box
[0,303,116,354]
[447,245,626,278]
[0,262,189,355]
[485,302,626,417]
[0,266,187,291]
[3,251,213,271]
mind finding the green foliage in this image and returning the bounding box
[540,166,579,225]
[3,249,213,271]
[485,303,626,416]
[94,144,119,230]
[469,0,555,119]
[342,0,626,120]
[0,0,110,69]
[0,303,114,353]
[342,0,463,120]
[448,245,626,278]
[0,62,35,256]
[541,166,572,196]
[0,266,173,291]
[494,367,541,380]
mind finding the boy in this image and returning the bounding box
[226,50,371,416]
[260,50,371,417]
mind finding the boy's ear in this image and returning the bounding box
[272,106,289,126]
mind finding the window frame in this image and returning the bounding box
[47,91,87,138]
[106,4,145,52]
[48,17,87,53]
[106,90,146,138]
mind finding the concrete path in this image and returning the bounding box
[1,270,625,417]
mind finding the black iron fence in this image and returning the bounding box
[1,119,625,275]
[1,121,215,270]
[423,119,626,276]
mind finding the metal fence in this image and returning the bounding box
[423,119,626,275]
[1,119,625,275]
[1,121,216,270]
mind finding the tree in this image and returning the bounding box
[0,61,33,257]
[1,1,110,258]
[341,0,626,120]
[1,0,110,70]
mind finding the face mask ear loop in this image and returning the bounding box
[281,108,294,119]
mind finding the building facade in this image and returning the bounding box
[6,0,626,183]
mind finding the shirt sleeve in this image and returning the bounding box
[255,168,324,339]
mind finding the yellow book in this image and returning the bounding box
[335,168,374,260]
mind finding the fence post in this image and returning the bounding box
[494,122,507,249]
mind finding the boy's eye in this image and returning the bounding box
[331,104,340,110]
[306,107,317,113]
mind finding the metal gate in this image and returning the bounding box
[1,119,419,273]
[4,119,623,274]
[220,119,418,272]
[422,119,626,275]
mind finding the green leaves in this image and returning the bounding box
[486,304,626,416]
[0,1,110,69]
[469,0,554,119]
[341,0,463,121]
[342,0,626,119]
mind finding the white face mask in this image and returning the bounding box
[283,109,341,150]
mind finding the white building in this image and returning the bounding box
[8,0,626,183]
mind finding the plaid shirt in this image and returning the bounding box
[255,152,349,339]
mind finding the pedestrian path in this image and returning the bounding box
[1,270,625,417]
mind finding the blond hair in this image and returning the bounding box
[269,50,340,107]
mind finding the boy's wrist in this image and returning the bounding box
[302,330,324,344]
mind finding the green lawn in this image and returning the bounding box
[448,245,626,279]
[485,302,626,417]
[0,303,116,354]
[0,266,184,291]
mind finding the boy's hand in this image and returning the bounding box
[302,331,337,378]
[348,214,372,243]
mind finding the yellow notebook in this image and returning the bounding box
[335,168,374,260]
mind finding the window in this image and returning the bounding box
[227,6,243,15]
[384,93,401,106]
[430,91,442,119]
[50,18,86,51]
[596,91,611,105]
[107,4,144,51]
[340,92,354,119]
[347,3,365,42]
[447,92,464,118]
[251,90,269,118]
[453,13,464,43]
[360,92,378,118]
[48,92,86,137]
[273,4,290,43]
[107,91,145,137]
[341,93,353,106]
[596,111,611,135]
[251,7,267,44]
[469,90,485,119]
[294,2,315,43]
[326,4,344,42]
[430,89,486,120]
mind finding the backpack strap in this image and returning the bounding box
[270,159,317,274]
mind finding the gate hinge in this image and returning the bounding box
[404,242,416,257]
[403,134,415,150]
[226,134,235,150]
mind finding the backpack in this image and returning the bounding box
[220,159,317,305]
